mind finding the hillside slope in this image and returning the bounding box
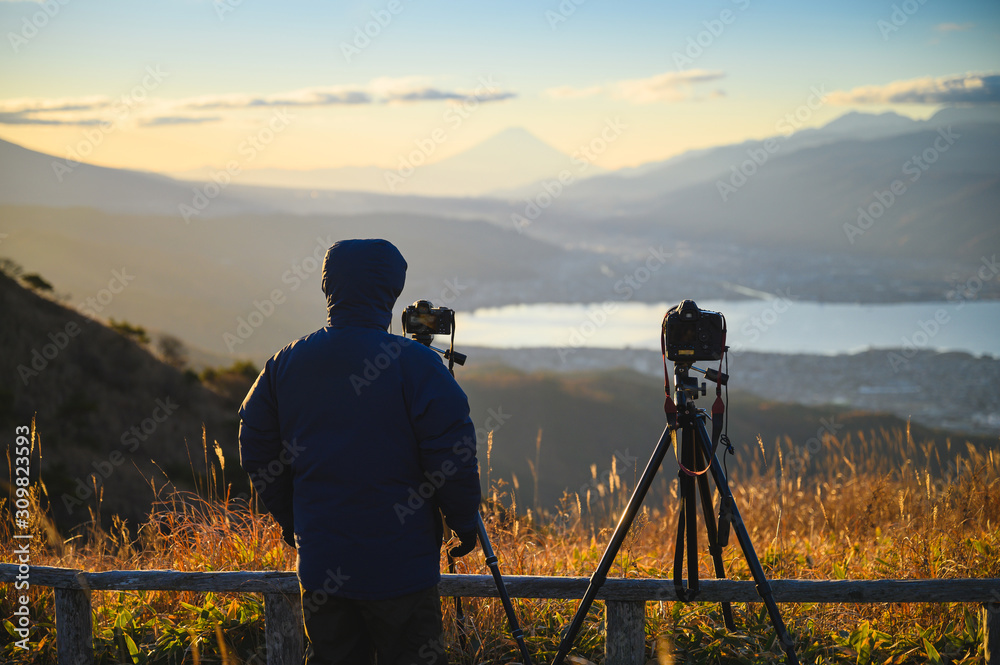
[0,205,565,358]
[0,272,243,528]
[0,139,264,218]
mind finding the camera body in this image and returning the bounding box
[401,300,454,337]
[662,299,726,362]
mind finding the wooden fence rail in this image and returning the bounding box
[2,564,998,665]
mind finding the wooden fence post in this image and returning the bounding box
[264,592,304,665]
[54,588,93,665]
[985,603,999,665]
[605,600,645,665]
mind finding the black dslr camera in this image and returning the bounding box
[401,300,454,337]
[662,299,726,362]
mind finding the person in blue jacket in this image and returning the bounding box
[238,238,481,665]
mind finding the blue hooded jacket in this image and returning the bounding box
[238,238,481,599]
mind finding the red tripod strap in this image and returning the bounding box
[676,445,711,476]
[661,333,677,427]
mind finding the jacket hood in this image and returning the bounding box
[321,239,407,329]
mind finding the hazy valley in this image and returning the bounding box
[1,106,997,528]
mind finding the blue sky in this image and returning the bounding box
[1,0,998,172]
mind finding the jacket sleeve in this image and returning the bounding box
[238,357,294,534]
[406,355,481,534]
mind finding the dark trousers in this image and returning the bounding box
[302,585,447,665]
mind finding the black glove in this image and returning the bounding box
[281,524,295,548]
[448,530,478,557]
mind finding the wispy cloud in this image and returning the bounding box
[828,72,1000,105]
[140,116,222,127]
[0,78,517,126]
[613,69,726,103]
[182,88,373,110]
[385,88,515,104]
[178,79,514,111]
[0,96,116,125]
[545,70,725,104]
[934,22,975,32]
[0,112,102,126]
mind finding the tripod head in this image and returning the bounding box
[408,333,467,367]
[673,363,729,401]
[400,300,467,372]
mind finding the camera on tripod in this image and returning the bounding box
[401,299,454,337]
[400,299,466,367]
[662,299,727,362]
[555,298,799,665]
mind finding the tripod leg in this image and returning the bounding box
[444,522,469,655]
[693,418,799,665]
[672,493,686,599]
[552,424,674,665]
[683,427,699,597]
[447,552,468,654]
[477,515,533,665]
[694,444,735,631]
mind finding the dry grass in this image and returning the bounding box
[2,422,998,664]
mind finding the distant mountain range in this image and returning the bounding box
[523,106,1000,260]
[167,127,605,198]
[1,107,996,261]
[0,107,997,360]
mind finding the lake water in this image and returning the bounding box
[454,300,1000,356]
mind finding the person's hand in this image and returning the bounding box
[448,530,478,557]
[282,524,295,548]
